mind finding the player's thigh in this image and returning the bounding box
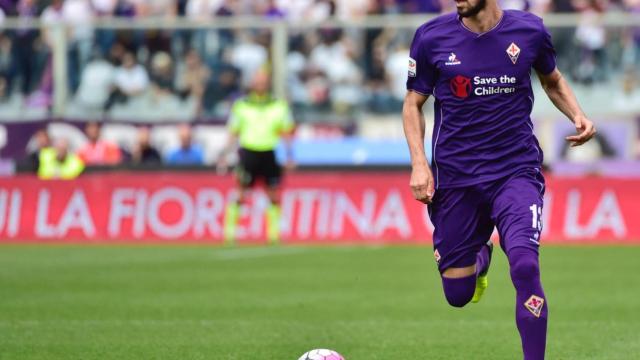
[491,169,545,255]
[262,150,283,189]
[236,149,258,188]
[429,187,494,274]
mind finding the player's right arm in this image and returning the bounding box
[404,24,436,204]
[403,91,434,204]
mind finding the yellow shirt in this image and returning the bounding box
[38,148,85,180]
[229,94,294,152]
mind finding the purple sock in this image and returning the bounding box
[508,247,547,360]
[476,244,491,276]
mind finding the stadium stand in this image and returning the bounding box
[0,0,637,172]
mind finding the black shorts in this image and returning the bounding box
[236,148,282,187]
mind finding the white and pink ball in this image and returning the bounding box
[298,349,345,360]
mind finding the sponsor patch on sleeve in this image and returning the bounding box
[408,57,417,77]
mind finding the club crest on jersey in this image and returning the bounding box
[408,57,417,77]
[445,52,461,66]
[434,249,441,264]
[506,42,521,64]
[524,295,545,317]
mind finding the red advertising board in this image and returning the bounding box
[0,172,638,244]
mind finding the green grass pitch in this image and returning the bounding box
[1,245,639,359]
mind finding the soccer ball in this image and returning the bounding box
[298,349,344,360]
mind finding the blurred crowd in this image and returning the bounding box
[22,122,210,179]
[0,0,635,120]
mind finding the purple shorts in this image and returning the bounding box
[428,168,545,273]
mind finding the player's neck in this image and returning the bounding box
[461,5,503,34]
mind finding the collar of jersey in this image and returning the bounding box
[246,92,275,105]
[457,10,506,38]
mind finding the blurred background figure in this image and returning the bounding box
[218,69,295,245]
[175,49,210,116]
[74,52,115,112]
[21,128,51,172]
[165,124,204,165]
[130,126,162,166]
[77,121,122,166]
[38,137,85,179]
[104,52,149,112]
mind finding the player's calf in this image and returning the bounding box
[508,247,547,360]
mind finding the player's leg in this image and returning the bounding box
[471,239,493,303]
[429,186,494,308]
[224,150,255,244]
[491,170,547,360]
[264,151,284,245]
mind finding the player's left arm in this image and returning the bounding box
[537,69,596,147]
[280,105,296,170]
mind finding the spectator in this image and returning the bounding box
[385,44,409,109]
[203,50,241,115]
[59,0,95,93]
[186,0,224,19]
[130,127,162,165]
[230,31,268,87]
[75,52,115,110]
[150,51,175,97]
[21,128,51,173]
[12,0,40,97]
[175,49,210,115]
[130,0,178,17]
[92,0,118,15]
[336,0,370,19]
[256,0,286,18]
[104,52,149,111]
[310,31,363,113]
[0,34,11,101]
[77,122,123,165]
[38,138,85,180]
[41,0,64,46]
[91,0,118,56]
[573,0,608,83]
[165,124,205,165]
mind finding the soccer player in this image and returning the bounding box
[402,1,596,359]
[218,69,295,245]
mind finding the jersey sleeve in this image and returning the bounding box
[406,25,436,95]
[533,21,557,75]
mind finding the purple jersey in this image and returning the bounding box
[406,10,556,188]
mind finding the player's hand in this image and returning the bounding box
[566,115,596,147]
[410,164,435,204]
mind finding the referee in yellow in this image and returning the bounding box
[218,69,295,244]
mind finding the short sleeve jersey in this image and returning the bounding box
[229,95,294,152]
[406,10,556,188]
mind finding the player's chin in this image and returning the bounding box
[456,4,470,15]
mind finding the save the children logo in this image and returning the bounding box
[450,75,471,98]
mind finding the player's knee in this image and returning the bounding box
[508,249,540,282]
[441,274,476,308]
[444,290,474,308]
